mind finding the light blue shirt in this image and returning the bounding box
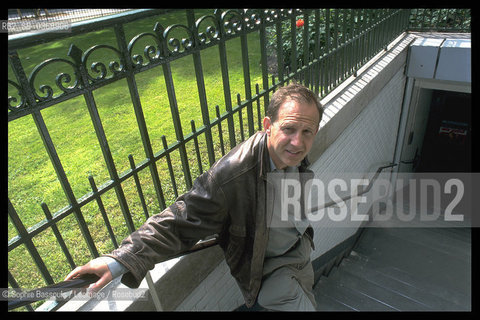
[265,158,310,258]
[98,256,128,279]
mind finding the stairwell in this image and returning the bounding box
[313,223,471,311]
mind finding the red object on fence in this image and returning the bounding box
[296,19,304,27]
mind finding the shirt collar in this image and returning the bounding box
[268,153,299,173]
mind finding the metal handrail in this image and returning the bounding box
[308,163,398,213]
[7,238,219,311]
[7,162,399,310]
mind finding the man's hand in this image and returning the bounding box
[65,258,113,292]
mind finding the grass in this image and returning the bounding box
[8,8,267,303]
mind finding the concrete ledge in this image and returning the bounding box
[309,33,417,164]
[133,245,224,311]
[56,244,224,311]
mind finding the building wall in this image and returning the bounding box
[309,67,406,261]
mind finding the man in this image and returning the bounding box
[66,83,323,311]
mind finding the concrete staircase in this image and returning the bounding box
[313,226,471,311]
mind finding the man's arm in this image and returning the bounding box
[65,169,227,290]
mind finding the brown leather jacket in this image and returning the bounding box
[107,131,314,307]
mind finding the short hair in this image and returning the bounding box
[266,83,323,123]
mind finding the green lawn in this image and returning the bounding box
[8,9,266,299]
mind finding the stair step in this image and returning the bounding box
[377,227,471,259]
[314,290,356,311]
[339,253,469,310]
[314,273,397,311]
[353,229,471,296]
[313,226,471,311]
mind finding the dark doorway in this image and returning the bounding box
[416,90,471,172]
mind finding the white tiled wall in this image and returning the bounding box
[310,68,406,260]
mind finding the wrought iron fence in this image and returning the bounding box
[7,8,469,311]
[409,8,471,32]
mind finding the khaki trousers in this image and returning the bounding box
[257,233,316,311]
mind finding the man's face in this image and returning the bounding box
[264,99,320,169]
